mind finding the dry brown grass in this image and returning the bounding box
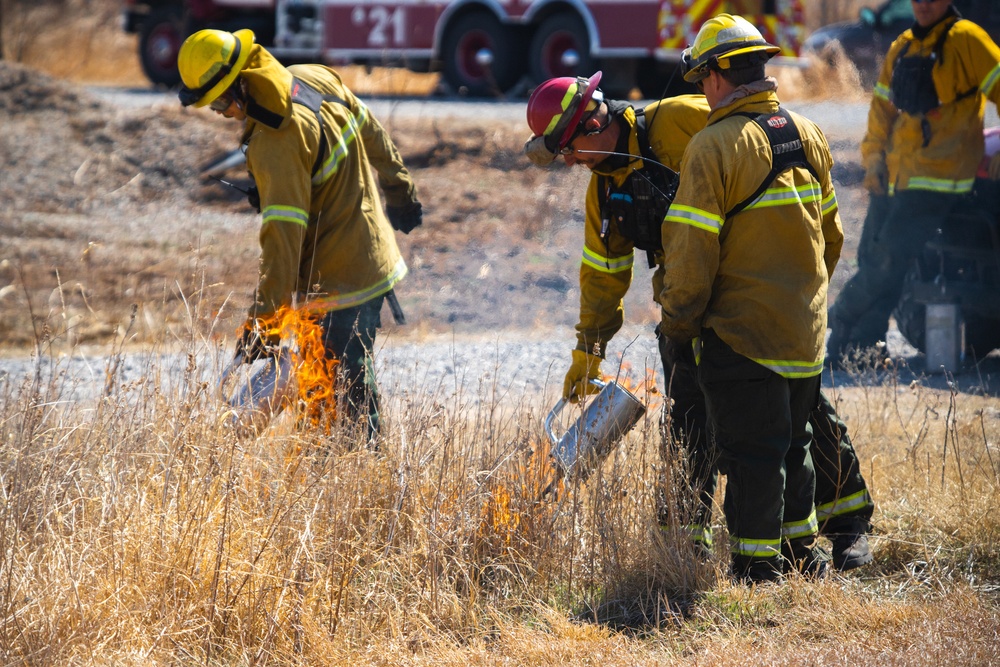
[3,2,999,664]
[1,336,999,665]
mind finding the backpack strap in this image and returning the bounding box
[726,108,820,219]
[289,77,350,178]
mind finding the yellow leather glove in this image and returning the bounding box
[989,152,1000,180]
[563,349,603,402]
[863,160,888,195]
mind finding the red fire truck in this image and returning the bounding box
[123,0,807,97]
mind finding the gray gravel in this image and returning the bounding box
[0,324,661,409]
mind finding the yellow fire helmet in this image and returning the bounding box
[177,28,254,108]
[682,14,780,83]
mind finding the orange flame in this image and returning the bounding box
[247,306,339,431]
[476,438,563,559]
[602,361,662,411]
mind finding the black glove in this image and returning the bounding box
[246,185,261,213]
[386,201,422,234]
[235,325,278,364]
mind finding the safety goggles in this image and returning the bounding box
[208,85,237,112]
[558,106,611,155]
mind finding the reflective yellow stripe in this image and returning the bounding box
[749,356,824,378]
[665,204,723,234]
[314,104,367,186]
[981,62,1000,97]
[730,536,781,558]
[742,182,823,211]
[686,524,713,547]
[262,205,309,227]
[874,82,890,101]
[782,509,818,540]
[543,80,583,135]
[301,256,408,312]
[816,490,873,521]
[907,176,975,194]
[821,190,838,215]
[581,246,634,274]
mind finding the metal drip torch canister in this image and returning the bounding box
[925,299,965,374]
[218,347,297,435]
[544,379,645,482]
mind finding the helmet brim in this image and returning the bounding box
[191,29,255,108]
[555,71,603,149]
[682,43,780,83]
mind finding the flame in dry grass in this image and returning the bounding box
[476,437,564,561]
[251,306,339,429]
[606,361,662,413]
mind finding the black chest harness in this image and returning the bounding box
[727,108,820,218]
[597,107,818,268]
[597,110,680,266]
[890,19,977,146]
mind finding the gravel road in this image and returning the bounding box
[5,88,994,405]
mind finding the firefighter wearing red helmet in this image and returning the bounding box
[524,58,873,577]
[177,29,422,445]
[659,14,846,582]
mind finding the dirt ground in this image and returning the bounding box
[0,53,877,356]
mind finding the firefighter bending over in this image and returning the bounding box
[177,29,422,445]
[524,62,871,576]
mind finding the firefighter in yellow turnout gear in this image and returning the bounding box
[659,14,844,582]
[828,0,1000,361]
[525,66,872,574]
[177,29,422,443]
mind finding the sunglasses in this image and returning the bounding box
[558,107,611,155]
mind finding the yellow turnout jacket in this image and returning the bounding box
[659,87,843,378]
[863,11,1000,194]
[237,46,418,320]
[576,95,709,356]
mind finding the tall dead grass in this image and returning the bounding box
[1,326,999,665]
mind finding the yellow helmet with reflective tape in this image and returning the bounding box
[177,28,254,108]
[682,14,780,83]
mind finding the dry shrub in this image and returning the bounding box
[2,0,144,85]
[773,47,869,104]
[806,0,875,30]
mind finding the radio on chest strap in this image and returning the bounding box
[598,109,680,266]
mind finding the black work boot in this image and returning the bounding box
[731,556,783,585]
[782,537,831,580]
[828,518,874,571]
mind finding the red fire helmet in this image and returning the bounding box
[525,71,603,152]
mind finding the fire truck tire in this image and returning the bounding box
[138,7,185,87]
[528,13,593,85]
[441,13,523,97]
